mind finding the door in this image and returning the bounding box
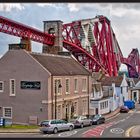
[95,108,98,114]
[133,92,137,102]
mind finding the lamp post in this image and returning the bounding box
[54,80,62,120]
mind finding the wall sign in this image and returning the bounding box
[21,81,41,90]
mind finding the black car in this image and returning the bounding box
[89,114,105,125]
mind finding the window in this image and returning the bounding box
[3,107,12,118]
[10,79,15,96]
[82,78,87,91]
[66,79,70,94]
[0,81,4,92]
[74,79,78,93]
[54,79,62,95]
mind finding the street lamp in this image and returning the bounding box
[54,80,62,120]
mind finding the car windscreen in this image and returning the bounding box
[41,121,50,125]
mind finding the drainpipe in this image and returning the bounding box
[51,75,54,119]
[87,75,90,116]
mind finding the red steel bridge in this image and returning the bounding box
[0,15,140,78]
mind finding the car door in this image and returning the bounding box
[83,116,89,126]
[61,120,69,130]
[56,120,62,131]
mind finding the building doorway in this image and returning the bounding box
[133,92,137,102]
[95,108,98,114]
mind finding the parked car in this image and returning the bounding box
[69,115,92,128]
[120,105,129,113]
[89,114,105,125]
[39,119,74,134]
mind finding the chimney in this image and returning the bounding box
[43,20,63,54]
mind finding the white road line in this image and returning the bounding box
[126,116,130,119]
[120,119,125,122]
[100,130,104,136]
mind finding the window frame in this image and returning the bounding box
[65,78,70,94]
[54,78,62,96]
[3,107,12,118]
[0,81,4,92]
[82,78,87,92]
[74,78,78,93]
[10,79,16,96]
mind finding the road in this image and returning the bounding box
[0,104,140,138]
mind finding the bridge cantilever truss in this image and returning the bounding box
[0,15,140,78]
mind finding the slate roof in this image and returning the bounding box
[100,76,123,87]
[30,53,91,76]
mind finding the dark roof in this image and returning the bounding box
[100,76,123,87]
[133,78,140,85]
[30,53,91,76]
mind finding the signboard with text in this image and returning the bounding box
[21,81,41,90]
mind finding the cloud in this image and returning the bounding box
[0,3,25,12]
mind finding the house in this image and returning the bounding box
[90,73,132,115]
[0,47,92,125]
[89,82,112,115]
[130,79,140,102]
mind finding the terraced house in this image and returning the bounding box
[0,47,92,125]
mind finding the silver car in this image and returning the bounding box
[70,115,92,128]
[39,119,74,134]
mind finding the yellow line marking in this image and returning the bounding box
[125,126,137,137]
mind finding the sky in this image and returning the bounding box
[0,3,140,70]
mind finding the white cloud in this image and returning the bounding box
[0,3,24,12]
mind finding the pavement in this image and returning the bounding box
[125,125,140,137]
[0,109,120,133]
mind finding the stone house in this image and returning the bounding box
[0,48,92,125]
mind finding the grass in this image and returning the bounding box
[0,124,39,129]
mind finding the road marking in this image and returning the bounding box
[106,113,120,121]
[100,130,104,136]
[110,128,124,134]
[83,122,114,137]
[58,130,77,137]
[42,134,54,137]
[126,116,130,119]
[125,126,136,137]
[120,119,125,122]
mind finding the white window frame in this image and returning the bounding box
[74,78,78,93]
[54,78,62,96]
[3,107,12,118]
[0,81,4,92]
[65,78,70,94]
[82,78,87,92]
[10,79,16,96]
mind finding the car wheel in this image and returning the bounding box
[43,131,48,134]
[90,122,92,126]
[81,123,84,128]
[96,121,99,125]
[69,125,73,131]
[53,128,58,134]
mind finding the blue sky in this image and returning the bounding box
[0,3,140,70]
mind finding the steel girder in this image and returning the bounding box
[123,49,140,78]
[62,15,122,76]
[0,16,55,46]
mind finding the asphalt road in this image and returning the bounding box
[0,104,140,138]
